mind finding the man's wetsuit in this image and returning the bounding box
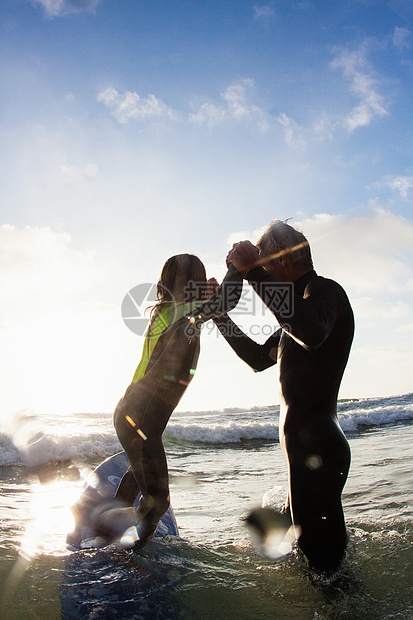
[114,265,243,541]
[213,268,354,573]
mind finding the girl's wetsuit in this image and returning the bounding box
[114,265,243,541]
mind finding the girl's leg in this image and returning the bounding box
[114,467,140,506]
[113,399,145,507]
[113,384,174,541]
[135,436,170,541]
[114,408,170,540]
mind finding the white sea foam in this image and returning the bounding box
[0,431,122,467]
[337,394,413,432]
[1,393,412,466]
[166,421,278,443]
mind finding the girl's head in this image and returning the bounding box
[157,254,207,305]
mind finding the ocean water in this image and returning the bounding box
[0,393,412,619]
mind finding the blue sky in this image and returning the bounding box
[1,0,413,416]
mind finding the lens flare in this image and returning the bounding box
[244,507,300,561]
[1,411,91,606]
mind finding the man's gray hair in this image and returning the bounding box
[257,220,313,268]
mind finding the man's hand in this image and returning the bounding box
[226,240,260,277]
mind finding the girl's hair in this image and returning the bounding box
[149,254,207,322]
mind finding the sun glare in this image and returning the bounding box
[20,478,82,560]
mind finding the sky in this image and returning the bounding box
[1,0,413,419]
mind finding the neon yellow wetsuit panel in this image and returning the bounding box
[132,300,204,384]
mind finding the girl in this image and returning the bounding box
[96,254,242,544]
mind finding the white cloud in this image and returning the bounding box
[330,47,389,133]
[278,113,308,150]
[278,43,390,149]
[222,80,261,123]
[392,26,411,50]
[296,208,413,299]
[33,0,101,17]
[98,44,389,141]
[382,175,413,199]
[277,110,340,149]
[189,102,226,128]
[190,79,270,132]
[97,87,176,124]
[252,3,276,21]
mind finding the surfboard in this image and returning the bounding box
[66,451,179,549]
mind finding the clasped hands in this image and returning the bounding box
[226,240,260,277]
[205,240,260,299]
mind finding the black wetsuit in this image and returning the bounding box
[114,265,243,541]
[213,268,354,572]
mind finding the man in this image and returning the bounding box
[214,220,354,575]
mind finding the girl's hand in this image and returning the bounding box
[206,277,219,297]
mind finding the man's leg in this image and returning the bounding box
[290,450,350,573]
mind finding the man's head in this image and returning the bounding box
[257,220,313,281]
